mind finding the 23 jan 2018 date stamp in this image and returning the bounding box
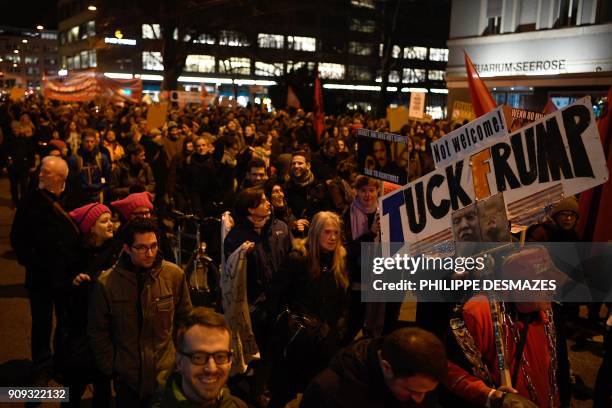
[0,387,70,402]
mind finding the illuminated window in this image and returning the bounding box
[219,31,249,47]
[287,61,315,71]
[192,34,215,44]
[24,56,38,64]
[142,24,161,40]
[67,26,79,43]
[404,46,427,60]
[348,65,372,81]
[350,0,376,9]
[219,57,251,75]
[142,24,160,39]
[80,50,90,68]
[376,70,400,83]
[348,42,373,56]
[379,43,384,57]
[41,32,57,40]
[287,36,316,52]
[319,63,345,80]
[392,45,401,58]
[402,68,426,83]
[255,62,284,76]
[258,34,284,49]
[80,21,95,40]
[429,48,448,62]
[428,70,445,81]
[185,55,215,73]
[350,18,376,33]
[142,51,163,71]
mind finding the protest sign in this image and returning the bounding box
[9,87,25,101]
[386,106,411,132]
[379,97,609,250]
[510,108,546,132]
[146,103,168,131]
[408,92,426,119]
[357,128,408,185]
[451,101,476,122]
[431,105,511,168]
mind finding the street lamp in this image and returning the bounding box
[88,5,97,11]
[22,39,28,43]
[36,25,44,30]
[13,49,19,54]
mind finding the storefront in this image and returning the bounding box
[446,22,612,116]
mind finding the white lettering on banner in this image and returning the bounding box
[431,106,511,168]
[379,97,609,248]
[357,128,408,143]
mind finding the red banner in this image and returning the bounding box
[43,71,142,103]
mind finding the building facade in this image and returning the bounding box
[0,26,59,89]
[57,0,450,116]
[447,0,612,116]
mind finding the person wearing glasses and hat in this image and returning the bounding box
[88,217,193,407]
[153,308,247,407]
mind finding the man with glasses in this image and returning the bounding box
[88,217,192,407]
[153,308,247,407]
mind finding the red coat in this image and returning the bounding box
[446,295,559,407]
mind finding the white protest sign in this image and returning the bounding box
[431,105,511,168]
[409,92,425,119]
[379,97,608,249]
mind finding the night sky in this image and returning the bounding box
[0,0,58,30]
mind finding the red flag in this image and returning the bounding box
[287,85,301,109]
[577,87,612,241]
[542,97,558,114]
[313,71,324,143]
[464,52,496,117]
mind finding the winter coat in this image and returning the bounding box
[67,146,112,203]
[285,176,331,220]
[445,295,560,407]
[223,218,292,310]
[88,254,193,398]
[10,189,80,290]
[110,157,156,200]
[152,372,247,408]
[55,238,122,381]
[301,337,440,408]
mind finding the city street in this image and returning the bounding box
[0,175,605,407]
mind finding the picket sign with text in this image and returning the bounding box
[379,97,609,247]
[431,105,512,168]
[409,92,426,119]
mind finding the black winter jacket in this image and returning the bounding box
[301,337,440,408]
[10,189,80,290]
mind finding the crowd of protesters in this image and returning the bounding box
[1,94,610,408]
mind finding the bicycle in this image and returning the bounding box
[168,210,221,309]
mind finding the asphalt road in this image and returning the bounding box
[0,176,605,407]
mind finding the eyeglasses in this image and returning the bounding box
[179,350,232,365]
[131,243,159,254]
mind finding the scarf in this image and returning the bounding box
[248,215,269,230]
[291,169,315,188]
[350,197,377,240]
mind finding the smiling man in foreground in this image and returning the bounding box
[154,308,246,408]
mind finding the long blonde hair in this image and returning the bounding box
[293,211,349,289]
